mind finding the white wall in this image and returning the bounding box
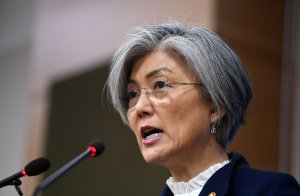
[0,1,35,195]
[0,48,31,196]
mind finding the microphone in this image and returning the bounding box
[33,139,105,196]
[0,157,51,188]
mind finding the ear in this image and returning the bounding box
[210,107,226,124]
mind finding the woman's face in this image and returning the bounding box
[126,50,216,168]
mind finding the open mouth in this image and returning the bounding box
[141,126,164,140]
[143,129,163,139]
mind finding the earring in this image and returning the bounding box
[210,125,216,134]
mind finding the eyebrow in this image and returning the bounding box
[128,67,173,84]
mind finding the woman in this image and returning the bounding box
[106,21,300,195]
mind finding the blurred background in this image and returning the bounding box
[0,0,299,195]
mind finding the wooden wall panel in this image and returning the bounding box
[216,0,285,171]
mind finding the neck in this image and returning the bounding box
[167,138,227,182]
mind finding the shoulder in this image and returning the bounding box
[162,152,300,196]
[229,153,300,195]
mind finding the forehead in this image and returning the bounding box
[129,50,195,83]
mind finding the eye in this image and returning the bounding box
[153,80,170,89]
[127,90,139,100]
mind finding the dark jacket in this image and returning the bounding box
[161,152,300,196]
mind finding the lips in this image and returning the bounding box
[140,125,164,144]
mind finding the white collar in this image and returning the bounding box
[166,160,230,196]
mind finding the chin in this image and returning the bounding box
[140,143,173,166]
[142,151,164,165]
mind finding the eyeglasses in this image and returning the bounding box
[125,80,202,109]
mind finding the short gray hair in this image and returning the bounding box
[106,21,252,148]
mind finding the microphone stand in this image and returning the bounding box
[32,149,91,196]
[0,174,23,196]
[13,179,23,196]
[32,139,104,196]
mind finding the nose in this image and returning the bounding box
[134,91,153,117]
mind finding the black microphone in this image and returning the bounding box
[0,157,51,188]
[33,139,105,196]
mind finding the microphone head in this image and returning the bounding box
[24,157,51,176]
[87,139,105,157]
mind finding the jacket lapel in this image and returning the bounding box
[199,152,248,196]
[161,152,249,196]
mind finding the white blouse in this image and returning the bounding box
[166,160,230,196]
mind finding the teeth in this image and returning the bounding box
[145,132,162,139]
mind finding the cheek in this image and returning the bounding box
[127,112,137,132]
[157,94,211,134]
[127,112,142,144]
[153,100,187,139]
[155,95,196,121]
